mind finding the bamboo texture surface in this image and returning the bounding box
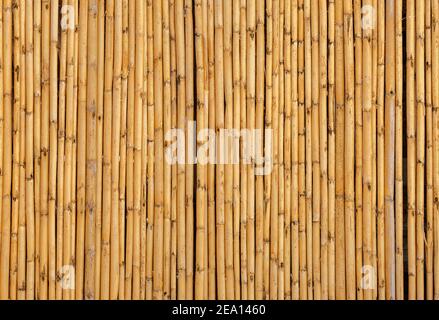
[0,0,438,300]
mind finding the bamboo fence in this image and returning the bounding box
[0,0,438,300]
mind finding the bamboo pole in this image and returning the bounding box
[327,0,336,301]
[353,0,363,301]
[297,0,307,300]
[363,0,374,301]
[0,0,12,301]
[85,0,98,300]
[39,0,50,301]
[33,1,41,300]
[385,0,396,300]
[95,0,105,298]
[311,0,321,300]
[233,0,242,301]
[264,0,273,301]
[291,0,299,301]
[56,0,66,299]
[239,0,247,300]
[395,0,404,301]
[407,0,417,300]
[63,0,76,301]
[344,0,356,301]
[18,0,26,298]
[75,0,88,301]
[376,0,386,299]
[163,0,173,301]
[176,0,187,300]
[9,0,20,300]
[215,0,226,300]
[432,0,439,301]
[0,1,3,281]
[153,0,164,300]
[304,0,313,300]
[416,0,426,300]
[335,0,346,300]
[223,0,234,300]
[100,0,114,300]
[425,0,434,301]
[195,0,207,300]
[319,0,328,301]
[145,0,154,300]
[278,0,285,300]
[169,0,178,300]
[124,0,135,300]
[25,0,35,300]
[184,0,195,299]
[283,0,292,301]
[141,0,148,301]
[48,0,59,300]
[110,0,123,300]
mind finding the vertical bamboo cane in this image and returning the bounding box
[75,0,88,301]
[110,0,122,300]
[416,0,426,300]
[153,0,164,300]
[278,0,285,300]
[18,0,26,298]
[184,0,195,299]
[176,0,186,300]
[376,0,386,299]
[100,0,114,300]
[395,0,404,300]
[39,0,50,301]
[195,0,207,300]
[48,0,59,299]
[223,0,234,300]
[425,0,434,301]
[335,0,346,300]
[9,0,20,300]
[283,0,292,301]
[327,0,336,301]
[33,1,41,299]
[344,0,356,301]
[271,0,280,300]
[62,0,76,301]
[85,0,98,300]
[208,0,217,299]
[297,0,307,300]
[145,0,154,300]
[56,0,66,299]
[385,0,396,300]
[432,0,439,301]
[311,0,321,300]
[353,0,363,301]
[239,0,248,300]
[233,0,242,301]
[25,0,35,300]
[169,0,178,300]
[94,0,105,298]
[163,0,173,301]
[363,0,374,301]
[215,0,226,300]
[264,0,273,300]
[118,0,128,301]
[0,0,12,301]
[291,0,300,300]
[407,0,417,300]
[124,0,135,300]
[0,0,3,276]
[319,0,328,301]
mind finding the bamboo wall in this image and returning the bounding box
[0,0,438,301]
